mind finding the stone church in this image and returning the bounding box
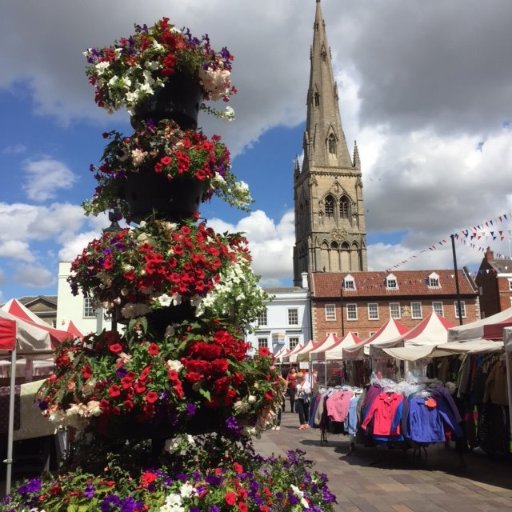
[293,0,368,286]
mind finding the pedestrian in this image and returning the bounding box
[287,367,298,413]
[295,372,311,430]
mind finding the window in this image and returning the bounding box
[509,279,512,291]
[368,303,379,320]
[257,338,268,349]
[288,308,299,325]
[411,302,423,320]
[389,303,401,319]
[343,275,355,290]
[428,272,441,288]
[454,301,467,319]
[289,337,299,350]
[385,274,398,290]
[325,195,335,217]
[325,304,336,321]
[432,301,444,317]
[257,309,267,326]
[340,196,350,219]
[328,133,337,154]
[83,297,96,318]
[346,303,357,320]
[368,332,375,338]
[314,92,320,107]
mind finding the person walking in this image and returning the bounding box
[295,372,311,430]
[286,367,298,413]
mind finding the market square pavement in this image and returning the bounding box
[253,411,512,512]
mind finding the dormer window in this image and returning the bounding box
[343,275,356,290]
[386,274,398,290]
[428,272,441,288]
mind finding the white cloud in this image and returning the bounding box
[22,158,77,202]
[14,263,54,288]
[2,143,27,155]
[0,240,34,262]
[209,210,295,285]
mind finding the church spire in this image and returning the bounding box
[304,0,352,171]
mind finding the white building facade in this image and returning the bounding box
[56,262,112,336]
[245,282,312,355]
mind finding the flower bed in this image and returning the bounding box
[0,451,336,511]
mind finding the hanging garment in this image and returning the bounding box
[325,389,354,423]
[361,392,403,436]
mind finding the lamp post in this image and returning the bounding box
[99,208,123,332]
[450,234,464,326]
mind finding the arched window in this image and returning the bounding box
[340,196,350,218]
[325,195,335,217]
[328,134,337,154]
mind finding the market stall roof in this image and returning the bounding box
[1,298,71,347]
[281,341,306,363]
[382,338,504,361]
[448,307,512,341]
[289,339,318,363]
[309,333,341,360]
[66,320,84,339]
[369,312,455,358]
[342,318,409,360]
[0,313,17,351]
[274,346,290,361]
[324,332,362,360]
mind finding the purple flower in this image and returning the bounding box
[84,483,95,498]
[17,478,42,495]
[225,415,242,435]
[186,403,197,416]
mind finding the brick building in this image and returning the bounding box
[309,269,479,341]
[475,247,512,317]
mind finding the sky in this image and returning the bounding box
[1,0,512,302]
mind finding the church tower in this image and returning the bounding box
[293,0,368,285]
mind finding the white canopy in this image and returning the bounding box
[288,339,317,363]
[309,333,340,361]
[281,341,305,363]
[343,318,409,360]
[324,332,362,360]
[448,307,512,341]
[273,346,290,361]
[370,312,455,358]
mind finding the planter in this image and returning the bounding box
[120,173,206,223]
[130,73,201,131]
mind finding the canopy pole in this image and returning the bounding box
[4,347,16,495]
[505,344,512,453]
[450,234,464,325]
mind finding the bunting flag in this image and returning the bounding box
[388,210,512,270]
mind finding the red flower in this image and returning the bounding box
[238,502,248,512]
[233,462,244,474]
[148,343,159,356]
[81,365,93,379]
[167,369,179,382]
[140,470,158,488]
[258,347,270,357]
[145,391,158,404]
[224,492,237,506]
[108,343,123,354]
[108,385,121,398]
[134,381,146,394]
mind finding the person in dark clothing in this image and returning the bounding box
[287,367,298,413]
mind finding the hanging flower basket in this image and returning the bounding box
[130,73,202,131]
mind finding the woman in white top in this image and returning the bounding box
[295,372,311,430]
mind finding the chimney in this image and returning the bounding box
[301,272,309,289]
[485,246,494,263]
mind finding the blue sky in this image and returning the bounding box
[1,0,512,302]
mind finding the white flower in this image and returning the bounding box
[167,359,183,372]
[155,293,172,307]
[180,483,196,498]
[86,400,102,417]
[94,61,110,75]
[248,395,257,404]
[160,492,184,512]
[291,485,310,509]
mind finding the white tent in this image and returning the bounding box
[448,307,512,341]
[308,333,340,361]
[273,345,290,361]
[342,318,409,360]
[288,339,317,363]
[503,328,512,450]
[324,332,362,360]
[369,312,455,358]
[281,341,305,363]
[0,302,72,494]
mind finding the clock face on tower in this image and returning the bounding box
[331,228,348,241]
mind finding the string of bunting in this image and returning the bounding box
[388,210,512,271]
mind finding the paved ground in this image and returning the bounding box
[253,411,512,512]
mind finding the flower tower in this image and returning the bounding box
[1,18,336,511]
